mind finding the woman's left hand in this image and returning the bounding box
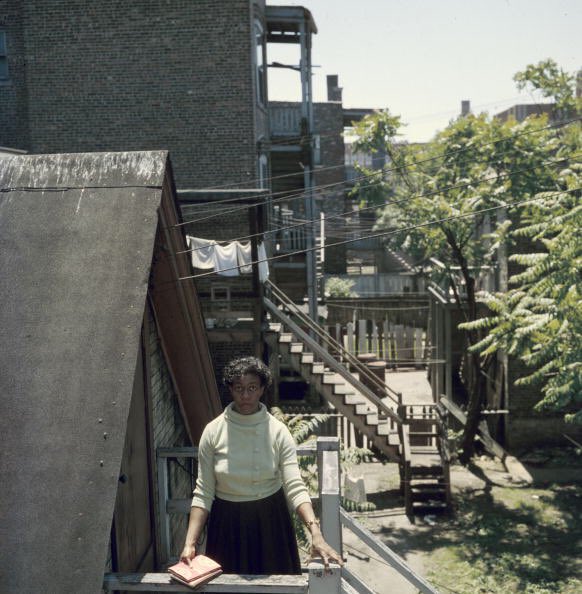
[310,532,344,569]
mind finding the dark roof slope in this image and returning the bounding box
[0,151,171,593]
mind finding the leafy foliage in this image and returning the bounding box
[461,60,581,423]
[350,59,581,456]
[270,407,377,549]
[464,175,582,422]
[514,58,582,118]
[324,276,358,298]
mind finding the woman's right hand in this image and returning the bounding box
[180,542,196,564]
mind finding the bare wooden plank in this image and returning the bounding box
[340,510,441,594]
[371,322,379,358]
[414,328,423,365]
[309,562,341,594]
[103,573,308,593]
[358,319,367,354]
[439,397,533,484]
[318,439,341,554]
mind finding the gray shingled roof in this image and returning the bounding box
[0,151,169,593]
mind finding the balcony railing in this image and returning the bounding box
[103,436,441,593]
[270,105,302,137]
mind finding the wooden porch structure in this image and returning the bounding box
[103,438,441,594]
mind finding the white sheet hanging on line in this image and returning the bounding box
[213,241,239,276]
[187,236,216,270]
[237,241,253,274]
[258,243,269,282]
[186,236,270,280]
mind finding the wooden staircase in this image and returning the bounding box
[276,329,401,461]
[264,280,451,516]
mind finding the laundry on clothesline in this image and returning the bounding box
[186,236,269,281]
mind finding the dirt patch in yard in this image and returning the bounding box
[342,448,582,594]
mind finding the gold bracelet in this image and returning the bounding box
[305,519,320,528]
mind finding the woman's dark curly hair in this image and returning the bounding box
[223,357,273,389]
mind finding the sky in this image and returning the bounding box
[267,0,582,142]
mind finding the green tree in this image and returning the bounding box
[352,61,579,461]
[463,61,582,424]
[325,276,359,298]
[270,407,375,550]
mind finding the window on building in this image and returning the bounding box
[211,285,231,312]
[259,154,269,189]
[254,21,266,106]
[0,32,8,80]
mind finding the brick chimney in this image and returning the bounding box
[461,100,471,116]
[327,74,343,102]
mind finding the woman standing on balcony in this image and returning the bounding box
[180,356,342,575]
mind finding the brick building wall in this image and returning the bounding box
[313,101,347,273]
[0,0,267,189]
[0,1,28,148]
[180,197,267,392]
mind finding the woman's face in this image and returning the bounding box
[229,373,264,415]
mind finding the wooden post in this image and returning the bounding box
[156,453,171,565]
[414,327,423,368]
[308,561,341,594]
[357,319,367,354]
[383,320,391,363]
[316,437,342,555]
[371,322,379,359]
[346,322,355,357]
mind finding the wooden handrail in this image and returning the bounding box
[265,281,402,407]
[103,572,309,592]
[264,296,403,426]
[340,508,441,594]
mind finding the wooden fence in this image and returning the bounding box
[325,320,428,365]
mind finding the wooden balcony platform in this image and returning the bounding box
[103,572,308,592]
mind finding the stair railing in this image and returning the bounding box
[264,282,403,427]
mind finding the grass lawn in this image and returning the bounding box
[426,479,582,594]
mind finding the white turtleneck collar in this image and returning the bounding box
[224,401,268,425]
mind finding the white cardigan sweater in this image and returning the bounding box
[191,403,311,512]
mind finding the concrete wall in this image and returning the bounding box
[0,0,267,188]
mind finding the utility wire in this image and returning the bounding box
[191,93,538,191]
[176,154,579,256]
[174,116,580,221]
[178,187,579,280]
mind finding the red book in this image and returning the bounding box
[168,555,223,588]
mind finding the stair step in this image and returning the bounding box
[322,372,341,385]
[310,362,325,375]
[410,467,443,477]
[411,446,440,454]
[412,499,448,510]
[411,486,447,501]
[290,342,304,354]
[377,424,397,436]
[332,384,353,396]
[355,403,375,415]
[300,353,314,364]
[344,393,366,405]
[279,333,293,344]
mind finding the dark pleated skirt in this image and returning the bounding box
[206,488,301,575]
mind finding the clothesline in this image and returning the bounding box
[186,236,269,281]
